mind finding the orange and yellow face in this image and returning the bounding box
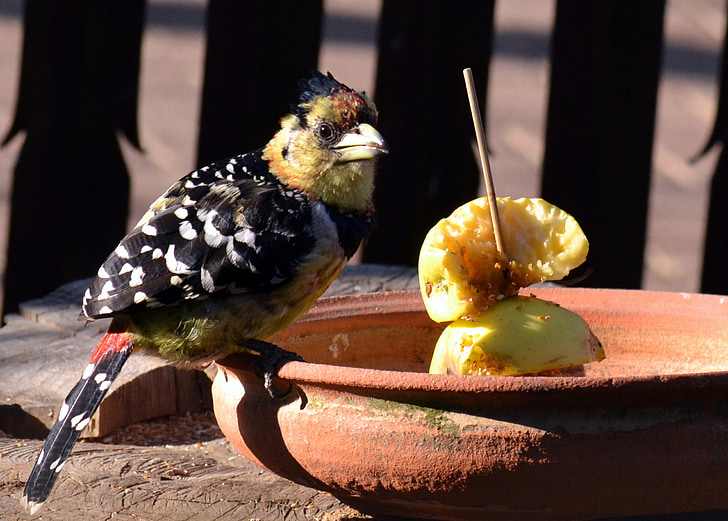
[263,88,386,213]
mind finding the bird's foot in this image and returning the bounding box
[243,339,304,399]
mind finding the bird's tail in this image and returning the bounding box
[22,330,134,514]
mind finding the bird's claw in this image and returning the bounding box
[244,339,304,399]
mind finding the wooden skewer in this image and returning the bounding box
[463,67,507,258]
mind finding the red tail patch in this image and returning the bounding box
[90,330,134,364]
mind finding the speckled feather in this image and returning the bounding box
[84,151,323,317]
[24,71,384,513]
[81,148,375,361]
[83,74,378,322]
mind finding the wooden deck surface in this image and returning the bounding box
[0,264,419,521]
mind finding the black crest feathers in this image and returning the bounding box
[293,71,354,116]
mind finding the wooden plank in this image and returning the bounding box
[0,265,418,439]
[324,263,419,295]
[0,314,106,437]
[5,275,213,437]
[0,313,211,439]
[0,266,419,519]
[17,278,103,338]
[0,436,380,521]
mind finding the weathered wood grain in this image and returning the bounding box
[0,310,212,439]
[0,436,384,521]
[0,265,417,440]
[0,264,418,520]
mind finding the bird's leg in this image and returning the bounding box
[242,339,304,399]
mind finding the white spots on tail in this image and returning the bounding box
[83,288,92,306]
[58,402,70,422]
[25,499,43,516]
[94,372,113,391]
[81,363,96,380]
[49,457,63,471]
[74,417,91,432]
[70,413,87,430]
[134,291,148,304]
[98,305,114,315]
[97,266,111,279]
[174,208,189,220]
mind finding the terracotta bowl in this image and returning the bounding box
[212,287,728,520]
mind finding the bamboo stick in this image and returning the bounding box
[463,67,507,257]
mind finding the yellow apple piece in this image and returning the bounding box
[429,296,604,376]
[419,197,589,322]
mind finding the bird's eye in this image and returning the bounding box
[316,123,335,142]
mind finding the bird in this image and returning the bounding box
[22,71,387,513]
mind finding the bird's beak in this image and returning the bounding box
[334,123,389,163]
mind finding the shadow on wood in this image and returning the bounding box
[196,0,324,166]
[1,1,145,314]
[541,1,666,289]
[363,0,496,267]
[0,404,48,439]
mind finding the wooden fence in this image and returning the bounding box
[3,0,728,314]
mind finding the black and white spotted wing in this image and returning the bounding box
[82,151,317,319]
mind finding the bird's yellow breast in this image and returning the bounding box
[127,208,347,365]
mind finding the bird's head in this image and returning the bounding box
[263,71,388,213]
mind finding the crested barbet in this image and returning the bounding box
[22,71,387,513]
